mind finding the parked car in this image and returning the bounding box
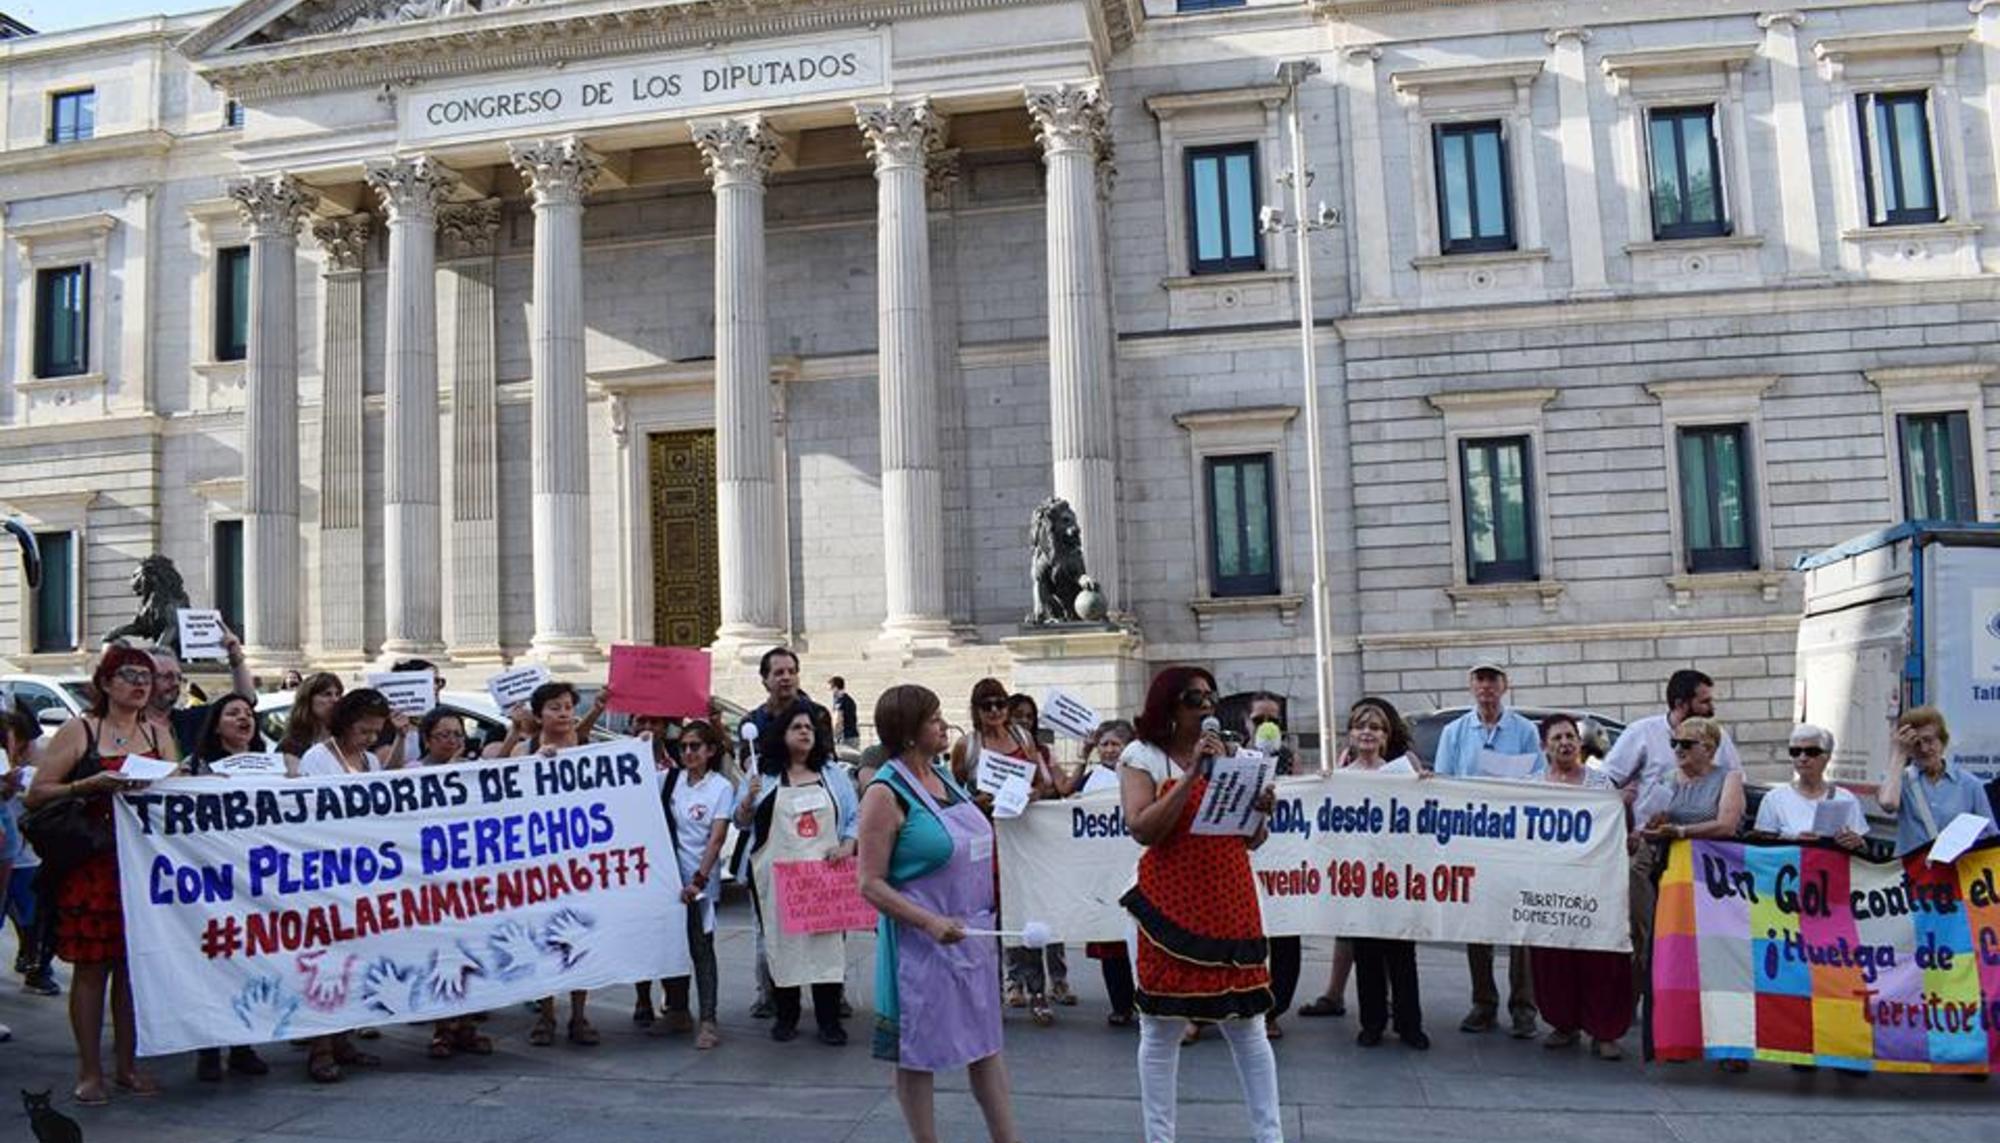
[0,674,92,730]
[1406,706,1627,768]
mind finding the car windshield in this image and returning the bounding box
[61,682,91,707]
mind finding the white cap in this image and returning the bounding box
[1467,659,1508,679]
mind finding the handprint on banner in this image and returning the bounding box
[486,920,541,981]
[232,976,302,1040]
[541,909,597,969]
[426,941,487,1004]
[296,950,358,1012]
[358,958,423,1019]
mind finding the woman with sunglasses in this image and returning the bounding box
[26,646,174,1105]
[1119,666,1280,1143]
[654,719,734,1050]
[1751,724,1866,849]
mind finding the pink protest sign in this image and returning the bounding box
[606,644,711,717]
[774,857,878,935]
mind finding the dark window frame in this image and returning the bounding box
[1183,142,1264,275]
[1858,90,1942,227]
[47,88,95,144]
[223,99,246,129]
[1676,423,1757,573]
[1459,435,1538,584]
[33,264,89,379]
[30,530,78,654]
[1175,0,1247,12]
[214,245,250,363]
[1433,120,1516,254]
[1647,104,1730,240]
[1897,410,1979,522]
[1204,452,1281,598]
[213,519,246,637]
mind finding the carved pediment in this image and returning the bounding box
[247,0,560,45]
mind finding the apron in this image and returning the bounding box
[751,779,847,988]
[886,759,1003,1072]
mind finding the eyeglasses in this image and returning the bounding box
[1669,738,1699,751]
[1177,689,1216,710]
[1250,715,1280,728]
[976,699,1009,712]
[1788,746,1826,759]
[113,667,155,685]
[428,729,466,740]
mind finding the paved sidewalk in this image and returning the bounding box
[1,899,1990,1142]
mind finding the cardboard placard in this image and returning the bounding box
[606,645,711,718]
[773,856,877,935]
[365,671,436,717]
[1040,689,1100,741]
[487,665,550,712]
[176,609,227,661]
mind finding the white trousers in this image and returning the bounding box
[1137,1015,1283,1143]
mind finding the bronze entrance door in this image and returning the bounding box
[648,429,722,648]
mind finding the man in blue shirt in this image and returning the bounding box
[1431,661,1544,1038]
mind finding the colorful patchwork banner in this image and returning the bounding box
[1652,839,2000,1074]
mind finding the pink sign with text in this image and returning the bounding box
[606,644,712,718]
[774,857,877,935]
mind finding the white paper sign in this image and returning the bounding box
[210,752,288,778]
[487,665,550,713]
[366,671,436,717]
[1477,750,1539,780]
[1378,755,1417,776]
[176,609,228,662]
[1926,812,1992,865]
[992,775,1032,819]
[1809,798,1854,839]
[113,756,179,782]
[1190,752,1272,837]
[975,750,1036,798]
[1079,766,1122,795]
[1040,689,1100,741]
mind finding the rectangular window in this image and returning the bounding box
[1205,453,1279,597]
[1677,425,1756,572]
[1898,411,1978,521]
[1184,143,1262,274]
[214,246,251,362]
[1858,91,1940,226]
[1434,121,1514,253]
[47,88,95,144]
[33,265,89,379]
[213,520,245,637]
[31,531,77,654]
[1648,105,1728,239]
[224,99,245,129]
[1175,0,1246,11]
[1460,436,1536,583]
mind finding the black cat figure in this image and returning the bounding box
[22,1089,83,1143]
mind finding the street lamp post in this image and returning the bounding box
[1263,58,1340,770]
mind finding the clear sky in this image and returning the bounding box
[11,0,219,33]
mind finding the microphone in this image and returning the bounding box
[1200,716,1221,737]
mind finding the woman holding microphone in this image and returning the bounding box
[1119,666,1281,1143]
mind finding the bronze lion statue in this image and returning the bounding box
[103,555,192,654]
[1026,496,1103,625]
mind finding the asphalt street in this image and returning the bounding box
[2,896,1991,1143]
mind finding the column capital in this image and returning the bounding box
[1757,10,1805,29]
[229,174,316,239]
[508,136,602,207]
[925,146,962,210]
[856,98,943,173]
[365,154,458,223]
[437,198,502,259]
[310,213,373,273]
[693,115,783,188]
[1026,82,1108,159]
[1544,26,1590,47]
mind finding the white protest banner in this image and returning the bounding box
[999,773,1629,951]
[176,609,227,662]
[210,753,288,779]
[487,665,550,712]
[366,670,436,716]
[1040,689,1100,741]
[1189,752,1272,837]
[975,750,1035,797]
[114,743,688,1055]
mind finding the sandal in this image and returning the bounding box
[306,1051,343,1085]
[113,1073,161,1097]
[1181,1022,1202,1046]
[568,1017,601,1046]
[1029,994,1054,1027]
[528,1013,557,1046]
[1298,995,1345,1018]
[428,1029,456,1060]
[1051,980,1078,1007]
[696,1021,721,1050]
[453,1025,495,1056]
[72,1081,110,1106]
[330,1038,380,1068]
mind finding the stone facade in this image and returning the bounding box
[2,0,1998,775]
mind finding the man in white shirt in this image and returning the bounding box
[1601,669,1742,797]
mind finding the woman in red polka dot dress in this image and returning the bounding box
[1118,666,1282,1143]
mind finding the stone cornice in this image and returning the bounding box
[185,0,1132,100]
[0,130,175,176]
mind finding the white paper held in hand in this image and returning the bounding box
[991,774,1032,819]
[1926,812,1991,865]
[975,749,1036,797]
[486,665,550,712]
[1039,689,1100,741]
[1808,798,1852,839]
[210,752,288,778]
[365,670,436,717]
[112,755,179,782]
[175,608,228,661]
[1190,752,1272,837]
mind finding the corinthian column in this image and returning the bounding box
[856,99,953,652]
[309,214,371,668]
[366,155,457,660]
[507,136,601,663]
[228,174,315,667]
[1026,83,1119,611]
[693,115,786,647]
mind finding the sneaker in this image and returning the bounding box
[817,1025,849,1047]
[1459,1008,1496,1034]
[1509,1011,1539,1040]
[22,970,60,997]
[1401,1030,1431,1051]
[12,951,30,975]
